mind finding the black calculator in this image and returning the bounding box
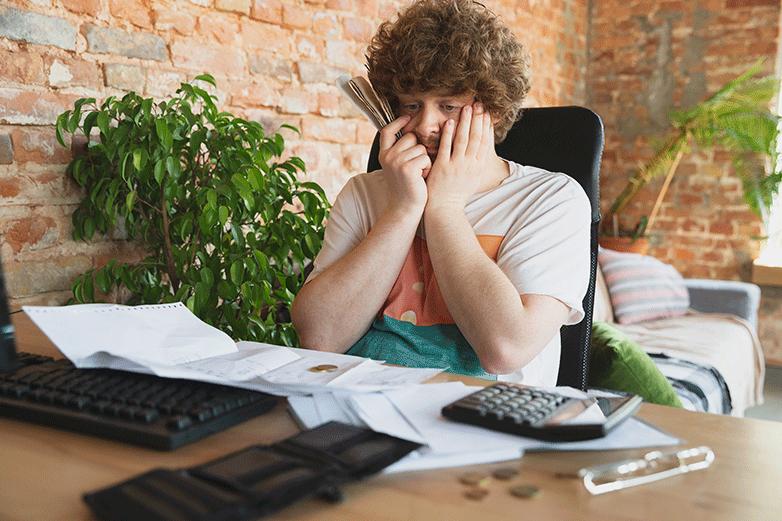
[441,383,642,442]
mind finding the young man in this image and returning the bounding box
[291,0,590,386]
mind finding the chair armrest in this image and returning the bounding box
[684,279,761,331]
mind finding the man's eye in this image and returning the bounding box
[403,104,419,112]
[443,105,458,112]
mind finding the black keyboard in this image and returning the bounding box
[0,352,279,450]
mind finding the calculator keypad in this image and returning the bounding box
[451,383,572,426]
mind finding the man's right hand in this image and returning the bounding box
[377,115,430,214]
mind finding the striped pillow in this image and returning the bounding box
[598,247,690,324]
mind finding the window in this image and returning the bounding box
[756,89,782,267]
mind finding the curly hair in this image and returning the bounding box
[366,0,531,143]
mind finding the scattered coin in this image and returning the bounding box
[308,364,339,373]
[492,467,519,480]
[464,487,489,500]
[509,484,541,499]
[459,472,490,487]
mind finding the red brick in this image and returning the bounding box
[0,89,78,126]
[726,0,780,7]
[748,41,777,56]
[11,128,71,164]
[342,17,373,42]
[152,10,196,35]
[325,0,352,12]
[241,20,293,55]
[295,36,326,60]
[230,82,279,108]
[251,0,283,24]
[709,221,735,235]
[302,116,358,144]
[5,216,58,253]
[672,247,697,262]
[110,0,153,29]
[283,5,312,30]
[678,193,703,206]
[170,40,244,77]
[355,0,377,17]
[312,12,338,36]
[0,50,46,85]
[145,69,188,98]
[0,177,22,198]
[278,88,316,115]
[60,0,101,17]
[216,0,251,16]
[317,92,340,117]
[197,14,239,44]
[44,57,102,89]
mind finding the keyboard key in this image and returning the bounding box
[0,353,278,450]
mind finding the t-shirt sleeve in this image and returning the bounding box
[306,176,371,282]
[496,176,592,325]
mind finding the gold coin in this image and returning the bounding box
[509,484,541,499]
[459,472,490,487]
[308,364,339,373]
[464,487,489,500]
[492,467,519,480]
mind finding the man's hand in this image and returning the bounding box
[425,102,493,212]
[377,115,430,214]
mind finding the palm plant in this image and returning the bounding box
[601,60,781,238]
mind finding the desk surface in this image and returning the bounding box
[2,313,781,521]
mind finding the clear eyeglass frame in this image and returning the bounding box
[579,446,715,495]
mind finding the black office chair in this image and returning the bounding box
[366,106,603,390]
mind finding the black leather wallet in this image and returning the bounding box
[83,421,422,521]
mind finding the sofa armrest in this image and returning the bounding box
[684,279,761,331]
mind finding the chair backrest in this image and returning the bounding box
[366,106,603,390]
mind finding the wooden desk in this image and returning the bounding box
[2,312,780,521]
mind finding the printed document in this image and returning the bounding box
[23,303,442,396]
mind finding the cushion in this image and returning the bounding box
[589,321,683,408]
[598,247,690,324]
[592,265,614,323]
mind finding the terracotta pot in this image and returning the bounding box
[598,236,649,255]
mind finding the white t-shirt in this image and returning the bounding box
[308,160,591,387]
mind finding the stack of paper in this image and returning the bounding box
[336,74,395,131]
[22,303,442,396]
[287,382,683,473]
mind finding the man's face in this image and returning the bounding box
[397,90,477,162]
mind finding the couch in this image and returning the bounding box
[592,248,765,417]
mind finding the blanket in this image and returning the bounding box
[614,312,765,417]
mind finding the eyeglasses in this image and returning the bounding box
[579,446,715,495]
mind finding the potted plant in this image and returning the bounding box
[600,60,781,254]
[55,74,331,347]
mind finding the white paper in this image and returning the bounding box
[285,383,682,473]
[336,74,394,130]
[22,305,442,396]
[24,303,237,366]
[173,344,301,381]
[382,383,530,454]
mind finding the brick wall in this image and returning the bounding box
[0,0,588,307]
[588,0,782,366]
[2,0,779,364]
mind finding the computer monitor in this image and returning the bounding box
[0,258,18,371]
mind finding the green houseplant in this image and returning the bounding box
[55,75,331,347]
[600,61,781,248]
